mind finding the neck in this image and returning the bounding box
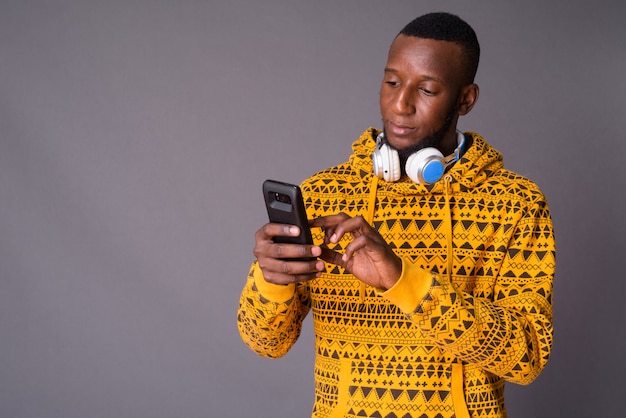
[439,126,461,156]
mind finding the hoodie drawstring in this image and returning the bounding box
[359,175,379,305]
[445,174,469,416]
[443,175,454,282]
[365,175,379,225]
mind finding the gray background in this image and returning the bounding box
[1,1,624,417]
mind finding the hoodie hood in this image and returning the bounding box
[348,127,505,297]
[350,127,504,195]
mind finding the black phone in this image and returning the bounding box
[263,179,314,251]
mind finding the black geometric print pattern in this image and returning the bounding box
[238,129,555,418]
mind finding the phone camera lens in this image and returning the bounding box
[274,193,291,204]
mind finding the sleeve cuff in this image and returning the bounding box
[381,258,432,314]
[252,266,297,303]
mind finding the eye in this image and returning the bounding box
[420,87,435,96]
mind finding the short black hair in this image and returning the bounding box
[399,12,480,83]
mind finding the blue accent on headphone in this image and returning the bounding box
[422,161,445,184]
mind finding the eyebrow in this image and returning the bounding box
[384,67,444,83]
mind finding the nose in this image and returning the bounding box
[392,87,416,115]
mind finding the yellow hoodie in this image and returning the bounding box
[238,128,555,418]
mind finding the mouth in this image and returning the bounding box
[387,120,416,137]
[384,120,420,150]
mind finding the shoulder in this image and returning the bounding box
[491,169,547,203]
[464,132,549,206]
[300,128,377,196]
[477,169,551,225]
[301,162,362,196]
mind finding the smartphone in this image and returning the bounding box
[263,180,314,258]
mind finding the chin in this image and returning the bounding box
[383,130,437,153]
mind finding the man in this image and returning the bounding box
[238,12,555,418]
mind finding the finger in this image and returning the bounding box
[263,270,321,285]
[321,225,337,245]
[260,259,325,284]
[259,223,301,239]
[258,249,324,275]
[266,242,322,260]
[309,213,350,229]
[311,214,354,243]
[319,246,346,268]
[329,216,369,243]
[343,235,368,260]
[311,216,343,245]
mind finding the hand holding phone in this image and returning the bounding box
[263,179,315,261]
[254,179,323,283]
[263,179,313,245]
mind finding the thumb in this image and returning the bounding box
[319,247,346,269]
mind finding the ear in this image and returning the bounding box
[457,83,479,116]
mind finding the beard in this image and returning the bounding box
[383,103,458,176]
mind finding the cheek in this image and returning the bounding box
[421,99,453,120]
[379,90,394,115]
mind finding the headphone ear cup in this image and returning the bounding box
[372,143,401,182]
[405,148,445,185]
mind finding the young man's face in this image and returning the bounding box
[379,35,468,155]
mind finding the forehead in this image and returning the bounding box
[386,35,464,85]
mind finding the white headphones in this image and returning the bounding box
[371,130,466,184]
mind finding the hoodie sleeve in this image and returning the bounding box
[383,196,555,385]
[237,261,311,358]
